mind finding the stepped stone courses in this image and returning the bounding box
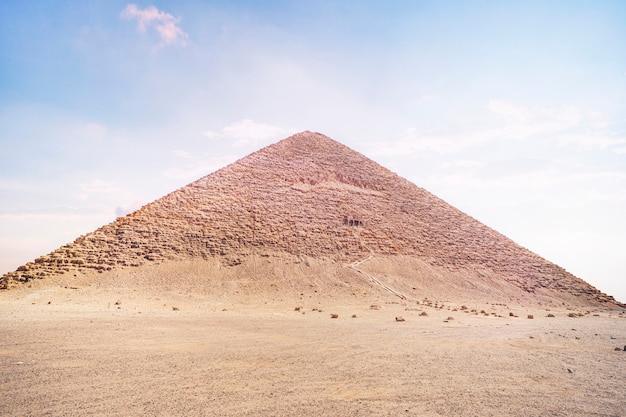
[1,131,622,307]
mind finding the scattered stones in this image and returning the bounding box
[547,313,555,318]
[351,314,357,318]
[294,306,301,311]
[527,315,534,319]
[419,311,428,317]
[172,306,179,311]
[370,304,380,310]
[330,313,339,319]
[614,347,622,351]
[395,316,405,322]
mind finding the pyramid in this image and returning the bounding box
[1,131,622,307]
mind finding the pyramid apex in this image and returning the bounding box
[270,130,351,155]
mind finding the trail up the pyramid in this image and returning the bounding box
[1,131,621,307]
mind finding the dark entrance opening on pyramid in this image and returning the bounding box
[344,216,363,227]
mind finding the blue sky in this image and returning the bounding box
[1,1,625,302]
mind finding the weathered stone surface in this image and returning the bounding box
[0,131,622,307]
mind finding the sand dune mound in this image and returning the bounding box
[1,131,622,308]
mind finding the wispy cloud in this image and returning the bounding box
[0,206,110,221]
[0,180,31,191]
[173,150,193,159]
[366,100,624,157]
[75,179,118,200]
[487,100,626,152]
[83,122,107,139]
[615,146,626,154]
[121,4,188,47]
[431,166,626,191]
[204,119,288,148]
[488,100,583,126]
[363,126,482,156]
[487,99,589,139]
[115,200,145,217]
[81,179,117,193]
[556,132,626,152]
[162,155,239,180]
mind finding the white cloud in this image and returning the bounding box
[204,119,288,148]
[121,4,188,47]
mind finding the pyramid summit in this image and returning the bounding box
[1,131,622,308]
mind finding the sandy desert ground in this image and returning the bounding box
[1,265,625,417]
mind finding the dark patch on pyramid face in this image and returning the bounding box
[0,131,623,307]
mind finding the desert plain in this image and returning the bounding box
[1,259,625,417]
[2,132,625,416]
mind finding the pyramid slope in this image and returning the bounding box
[1,131,622,307]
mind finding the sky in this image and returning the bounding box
[1,1,625,303]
